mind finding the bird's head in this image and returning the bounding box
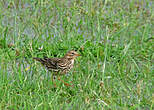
[64,50,81,59]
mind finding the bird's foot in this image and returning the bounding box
[57,77,73,87]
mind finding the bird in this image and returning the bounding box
[33,50,81,86]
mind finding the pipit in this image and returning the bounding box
[33,50,81,86]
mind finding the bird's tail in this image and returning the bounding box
[33,57,47,65]
[33,57,42,62]
[33,57,41,61]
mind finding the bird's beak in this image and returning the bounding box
[76,53,81,56]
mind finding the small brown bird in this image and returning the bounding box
[33,50,81,86]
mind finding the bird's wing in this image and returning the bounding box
[43,58,62,70]
[56,58,70,69]
[34,57,62,70]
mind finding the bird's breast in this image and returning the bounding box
[70,59,74,68]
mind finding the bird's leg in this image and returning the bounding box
[65,73,73,84]
[51,74,57,88]
[57,76,73,87]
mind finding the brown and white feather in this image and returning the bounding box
[33,50,80,75]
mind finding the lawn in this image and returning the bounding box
[0,0,153,109]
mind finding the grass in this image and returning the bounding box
[0,0,153,109]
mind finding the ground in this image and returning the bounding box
[0,0,153,109]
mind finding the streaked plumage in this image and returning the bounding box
[33,50,80,75]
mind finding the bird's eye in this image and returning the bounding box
[71,52,74,55]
